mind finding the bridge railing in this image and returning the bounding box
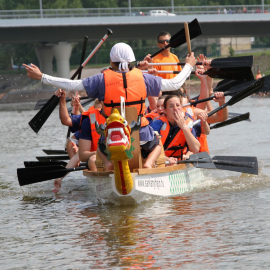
[0,5,270,19]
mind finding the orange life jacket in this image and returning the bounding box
[159,114,194,159]
[183,106,209,154]
[79,109,106,151]
[103,68,147,125]
[141,111,160,126]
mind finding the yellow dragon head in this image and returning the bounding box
[104,109,132,161]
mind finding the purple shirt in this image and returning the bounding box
[82,72,162,101]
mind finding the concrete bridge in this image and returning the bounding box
[1,13,270,44]
[1,13,270,81]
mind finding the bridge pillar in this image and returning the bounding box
[35,45,54,89]
[53,42,73,79]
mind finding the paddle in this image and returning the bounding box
[166,152,258,175]
[34,96,89,110]
[184,22,192,55]
[146,18,202,60]
[36,155,70,161]
[28,29,113,134]
[182,87,245,108]
[228,112,251,121]
[17,165,87,186]
[24,161,87,168]
[42,149,67,155]
[192,77,265,127]
[210,112,250,129]
[148,56,253,69]
[142,66,254,81]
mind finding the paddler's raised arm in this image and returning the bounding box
[160,52,196,92]
[22,63,85,91]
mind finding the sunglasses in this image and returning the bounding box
[158,39,170,44]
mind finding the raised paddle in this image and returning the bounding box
[142,66,254,81]
[36,155,70,161]
[166,152,258,175]
[148,56,253,69]
[28,29,113,134]
[182,87,248,108]
[34,96,90,110]
[142,18,202,60]
[17,165,87,186]
[210,112,250,129]
[184,22,192,55]
[24,161,87,168]
[192,77,265,126]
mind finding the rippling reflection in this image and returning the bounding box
[1,98,270,269]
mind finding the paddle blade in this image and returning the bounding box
[210,112,250,129]
[24,161,68,168]
[211,56,253,68]
[36,155,70,161]
[204,67,254,81]
[29,95,60,133]
[212,156,258,175]
[42,149,68,155]
[214,79,247,93]
[170,18,202,48]
[17,165,86,186]
[228,112,251,122]
[228,77,265,106]
[18,165,69,186]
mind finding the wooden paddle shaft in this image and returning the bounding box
[184,22,192,55]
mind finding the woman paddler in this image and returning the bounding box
[23,43,197,169]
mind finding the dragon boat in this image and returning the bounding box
[83,107,204,205]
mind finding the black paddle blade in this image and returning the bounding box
[17,165,86,186]
[150,19,202,58]
[227,75,270,96]
[170,18,202,48]
[228,112,251,122]
[228,76,265,106]
[212,156,258,175]
[211,56,253,69]
[204,66,254,81]
[214,79,247,93]
[36,155,70,161]
[18,165,69,186]
[29,95,60,133]
[210,112,250,129]
[42,149,68,155]
[24,161,68,168]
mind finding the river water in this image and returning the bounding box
[1,97,270,269]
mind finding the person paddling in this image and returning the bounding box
[23,43,197,169]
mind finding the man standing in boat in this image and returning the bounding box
[23,43,198,169]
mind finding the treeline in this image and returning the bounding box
[1,0,270,10]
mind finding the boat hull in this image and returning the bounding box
[84,164,204,205]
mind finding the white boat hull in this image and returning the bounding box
[84,164,204,205]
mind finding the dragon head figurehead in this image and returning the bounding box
[104,109,133,161]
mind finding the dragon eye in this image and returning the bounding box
[123,120,128,126]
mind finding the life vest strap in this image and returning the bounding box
[104,99,145,108]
